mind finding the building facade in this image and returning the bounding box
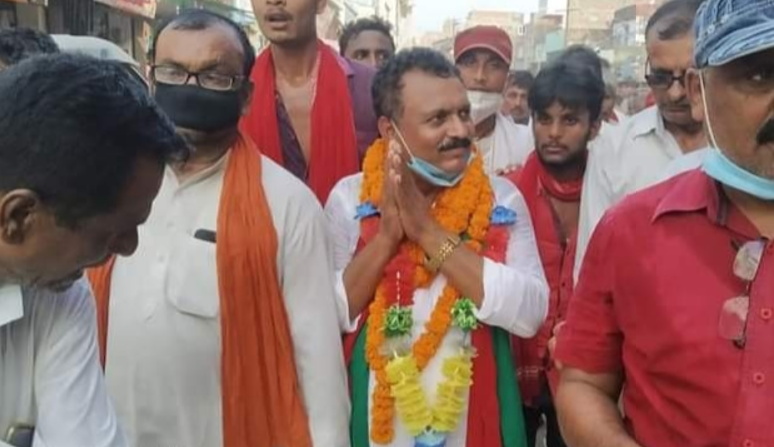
[0,0,257,66]
[611,1,664,81]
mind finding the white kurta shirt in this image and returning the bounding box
[105,154,350,447]
[324,173,549,447]
[574,106,688,281]
[477,114,534,175]
[0,281,125,447]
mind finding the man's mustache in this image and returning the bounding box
[438,137,472,152]
[664,100,691,109]
[757,119,774,145]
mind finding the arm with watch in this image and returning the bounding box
[342,143,547,337]
[392,143,547,338]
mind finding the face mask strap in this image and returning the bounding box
[699,70,721,150]
[390,120,417,160]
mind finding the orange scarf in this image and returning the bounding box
[240,42,359,203]
[88,133,312,447]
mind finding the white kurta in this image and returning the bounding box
[477,114,534,175]
[0,281,125,447]
[105,154,350,447]
[574,105,688,281]
[324,174,549,447]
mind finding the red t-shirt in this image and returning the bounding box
[556,170,774,447]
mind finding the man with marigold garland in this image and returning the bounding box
[325,47,549,447]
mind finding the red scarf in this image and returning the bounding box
[240,42,359,203]
[512,152,584,202]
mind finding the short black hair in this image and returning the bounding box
[339,16,395,55]
[372,47,460,120]
[529,60,606,123]
[0,28,59,66]
[0,54,188,227]
[506,70,534,91]
[559,45,603,80]
[150,9,256,77]
[646,0,705,41]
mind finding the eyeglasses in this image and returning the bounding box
[718,239,766,349]
[645,70,687,90]
[150,65,245,92]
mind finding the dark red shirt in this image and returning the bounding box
[556,170,774,447]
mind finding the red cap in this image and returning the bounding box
[454,26,513,65]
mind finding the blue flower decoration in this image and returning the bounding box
[415,432,446,447]
[354,201,380,220]
[490,205,517,226]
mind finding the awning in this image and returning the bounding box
[95,0,157,19]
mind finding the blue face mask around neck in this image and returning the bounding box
[703,149,774,200]
[391,123,473,188]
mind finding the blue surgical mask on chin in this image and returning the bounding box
[391,122,473,188]
[699,72,774,200]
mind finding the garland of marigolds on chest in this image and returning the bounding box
[357,138,512,445]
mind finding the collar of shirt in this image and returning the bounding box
[166,151,230,191]
[653,170,760,239]
[631,105,665,139]
[0,283,23,328]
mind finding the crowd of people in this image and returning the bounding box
[0,0,773,446]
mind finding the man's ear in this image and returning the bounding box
[240,80,255,117]
[377,116,395,141]
[0,190,41,245]
[686,68,706,124]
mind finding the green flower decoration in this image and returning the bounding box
[384,305,413,338]
[452,298,478,332]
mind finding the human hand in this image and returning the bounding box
[376,140,405,253]
[388,139,436,243]
[548,321,566,371]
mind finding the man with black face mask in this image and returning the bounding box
[87,9,350,447]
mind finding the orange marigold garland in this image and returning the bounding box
[360,138,507,444]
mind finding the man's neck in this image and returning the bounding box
[544,158,586,183]
[416,179,440,197]
[0,260,20,287]
[271,38,319,86]
[664,119,707,154]
[725,186,774,239]
[172,131,238,180]
[475,115,497,140]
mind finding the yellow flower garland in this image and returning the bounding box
[386,352,474,437]
[360,138,494,443]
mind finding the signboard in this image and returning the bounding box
[95,0,157,19]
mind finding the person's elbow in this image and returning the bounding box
[556,366,623,413]
[519,275,549,337]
